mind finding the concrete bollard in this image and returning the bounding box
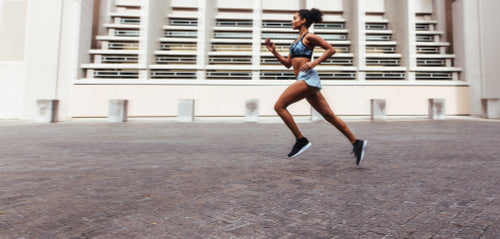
[245,99,259,122]
[311,108,324,122]
[371,99,386,120]
[36,99,59,123]
[428,98,446,120]
[481,98,500,119]
[178,99,195,122]
[108,99,128,123]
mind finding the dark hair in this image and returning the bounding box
[297,8,323,28]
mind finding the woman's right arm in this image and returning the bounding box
[265,38,292,69]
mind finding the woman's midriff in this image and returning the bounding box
[292,57,311,76]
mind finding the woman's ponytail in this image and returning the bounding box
[298,8,323,28]
[310,8,323,24]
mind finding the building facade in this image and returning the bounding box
[0,0,499,120]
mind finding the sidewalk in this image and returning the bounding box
[0,119,499,238]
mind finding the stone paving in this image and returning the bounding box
[0,118,499,238]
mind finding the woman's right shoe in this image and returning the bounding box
[351,139,367,165]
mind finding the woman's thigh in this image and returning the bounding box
[275,81,319,108]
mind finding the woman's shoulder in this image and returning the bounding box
[304,33,323,46]
[305,32,322,41]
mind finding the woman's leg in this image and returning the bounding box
[275,81,318,139]
[306,92,357,144]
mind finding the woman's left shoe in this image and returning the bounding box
[288,137,312,158]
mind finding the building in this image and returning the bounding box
[0,0,499,120]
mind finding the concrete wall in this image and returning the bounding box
[70,84,470,118]
[478,0,500,100]
[453,0,500,116]
[0,0,27,119]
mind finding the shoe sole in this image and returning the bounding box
[357,141,368,165]
[289,142,312,158]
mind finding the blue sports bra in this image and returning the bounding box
[290,32,313,59]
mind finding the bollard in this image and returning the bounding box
[108,99,128,123]
[36,99,59,123]
[428,98,446,120]
[311,108,324,122]
[371,99,386,120]
[481,98,500,119]
[245,99,259,122]
[178,99,195,122]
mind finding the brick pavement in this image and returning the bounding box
[0,119,499,238]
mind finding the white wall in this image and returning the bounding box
[312,0,343,11]
[453,0,500,116]
[365,0,384,12]
[70,84,470,117]
[415,0,433,13]
[0,0,27,119]
[172,0,198,8]
[479,0,500,99]
[0,63,24,118]
[0,0,3,31]
[21,0,62,118]
[263,0,300,10]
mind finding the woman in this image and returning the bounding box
[265,8,367,165]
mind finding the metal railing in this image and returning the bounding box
[366,59,400,66]
[366,23,387,30]
[151,70,197,79]
[206,71,252,80]
[209,56,252,64]
[417,59,446,66]
[156,56,197,64]
[102,55,139,64]
[93,70,139,78]
[366,72,405,80]
[366,46,396,53]
[416,72,452,80]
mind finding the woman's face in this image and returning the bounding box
[292,12,305,30]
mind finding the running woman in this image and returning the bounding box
[265,8,367,165]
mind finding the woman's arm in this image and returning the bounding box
[300,34,336,71]
[265,38,292,69]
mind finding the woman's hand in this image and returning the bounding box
[265,38,276,53]
[300,61,316,72]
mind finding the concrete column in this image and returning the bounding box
[252,0,262,81]
[178,99,195,122]
[344,0,366,81]
[385,0,416,81]
[371,99,386,120]
[108,99,128,122]
[139,0,167,79]
[245,99,259,122]
[196,0,217,81]
[452,0,482,116]
[428,98,446,119]
[36,100,59,123]
[481,98,500,119]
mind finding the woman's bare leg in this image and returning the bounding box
[306,92,357,144]
[274,81,318,139]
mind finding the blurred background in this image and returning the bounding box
[0,0,499,120]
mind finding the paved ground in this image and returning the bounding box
[0,118,499,238]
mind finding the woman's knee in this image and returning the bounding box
[274,103,285,113]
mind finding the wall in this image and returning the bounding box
[0,0,27,119]
[70,84,470,117]
[479,0,500,99]
[452,0,500,116]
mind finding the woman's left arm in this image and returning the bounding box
[301,34,336,71]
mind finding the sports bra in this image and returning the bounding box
[290,32,313,59]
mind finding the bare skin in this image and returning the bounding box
[265,12,357,144]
